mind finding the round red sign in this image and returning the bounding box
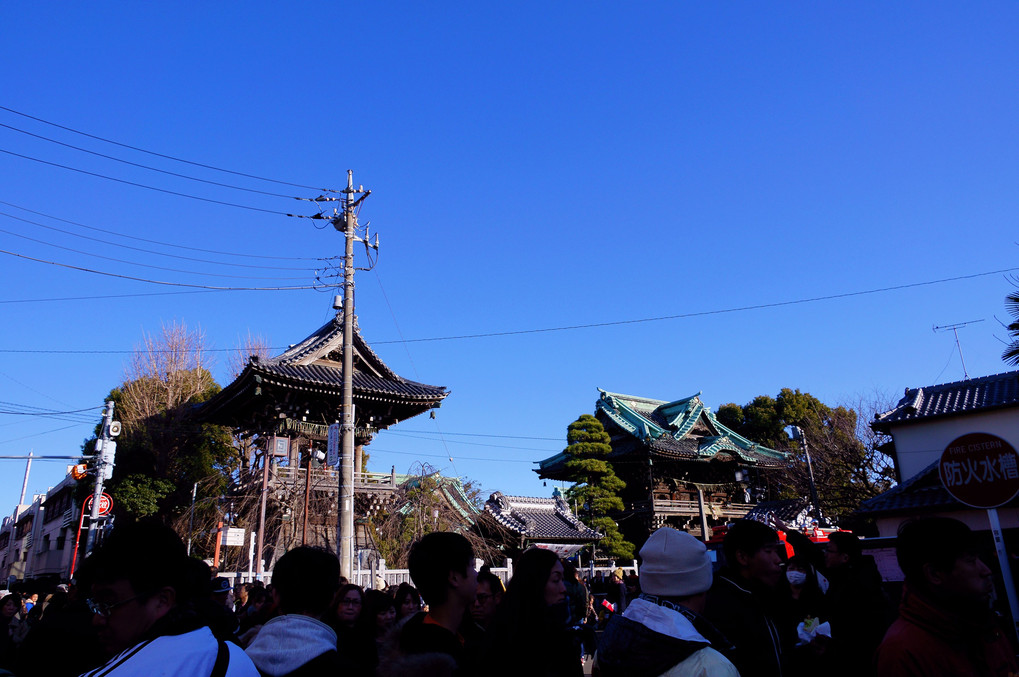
[85,493,114,516]
[939,433,1019,509]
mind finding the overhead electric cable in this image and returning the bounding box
[0,121,301,199]
[0,210,318,271]
[0,248,319,290]
[0,265,1015,353]
[0,148,304,216]
[0,200,325,261]
[0,105,338,193]
[0,290,226,304]
[0,226,312,280]
[368,266,1019,345]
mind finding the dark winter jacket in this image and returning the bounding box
[597,597,738,677]
[704,568,784,677]
[399,612,470,674]
[876,586,1018,677]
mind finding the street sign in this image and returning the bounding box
[85,493,113,517]
[327,423,340,467]
[221,527,245,547]
[272,436,290,457]
[939,432,1019,509]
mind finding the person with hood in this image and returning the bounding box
[244,546,342,677]
[596,527,738,677]
[876,517,1017,677]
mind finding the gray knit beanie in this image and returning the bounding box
[639,527,713,597]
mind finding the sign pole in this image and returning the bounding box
[987,507,1019,645]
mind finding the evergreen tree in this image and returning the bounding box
[563,414,634,560]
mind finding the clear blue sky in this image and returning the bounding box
[2,3,1018,511]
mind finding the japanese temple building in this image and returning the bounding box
[198,312,448,564]
[536,389,789,545]
[483,489,602,558]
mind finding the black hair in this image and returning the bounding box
[272,546,340,616]
[393,582,422,620]
[827,531,863,563]
[722,519,780,566]
[486,548,563,662]
[477,567,506,595]
[896,517,979,589]
[86,519,192,603]
[408,532,474,606]
[358,588,396,636]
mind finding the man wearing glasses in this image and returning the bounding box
[78,520,258,677]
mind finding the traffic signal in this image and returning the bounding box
[70,464,90,481]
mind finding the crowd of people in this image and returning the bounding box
[0,515,1013,676]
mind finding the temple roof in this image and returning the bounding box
[484,491,602,542]
[536,389,787,477]
[198,313,447,430]
[872,370,1019,431]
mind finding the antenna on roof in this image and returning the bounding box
[933,319,984,380]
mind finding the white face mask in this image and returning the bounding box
[786,570,808,586]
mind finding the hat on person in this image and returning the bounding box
[639,527,713,598]
[210,577,232,595]
[612,567,624,580]
[55,584,69,593]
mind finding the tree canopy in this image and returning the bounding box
[562,414,634,561]
[717,388,894,526]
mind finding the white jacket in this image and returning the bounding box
[77,626,259,677]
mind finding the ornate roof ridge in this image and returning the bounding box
[264,312,401,382]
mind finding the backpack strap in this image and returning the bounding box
[210,638,230,677]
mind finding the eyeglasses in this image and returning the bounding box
[339,597,362,606]
[86,595,140,618]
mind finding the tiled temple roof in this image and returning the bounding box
[484,491,602,542]
[873,371,1019,430]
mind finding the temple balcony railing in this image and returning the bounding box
[626,498,756,519]
[273,466,398,492]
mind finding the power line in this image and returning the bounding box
[0,105,338,193]
[397,429,562,441]
[0,224,314,281]
[0,247,320,290]
[0,264,1015,353]
[368,266,1019,345]
[0,121,302,199]
[0,290,227,305]
[0,210,319,271]
[0,148,306,216]
[0,201,325,261]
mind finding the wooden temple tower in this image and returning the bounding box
[536,389,788,546]
[199,311,448,569]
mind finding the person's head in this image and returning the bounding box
[209,577,233,608]
[360,589,396,636]
[896,517,993,610]
[471,568,505,628]
[332,583,364,627]
[394,583,422,620]
[408,532,477,609]
[514,548,566,610]
[639,527,714,611]
[271,546,340,618]
[825,531,862,570]
[723,520,783,587]
[785,555,816,589]
[235,582,249,604]
[84,520,192,655]
[0,593,20,620]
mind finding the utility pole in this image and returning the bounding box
[331,170,371,579]
[85,401,118,557]
[788,425,821,524]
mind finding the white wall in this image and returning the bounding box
[890,409,1019,482]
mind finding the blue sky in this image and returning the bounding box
[2,3,1018,511]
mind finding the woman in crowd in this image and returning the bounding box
[781,555,830,677]
[357,588,398,673]
[393,582,422,627]
[329,584,373,676]
[0,593,21,670]
[485,548,583,677]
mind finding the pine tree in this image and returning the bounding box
[563,414,634,560]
